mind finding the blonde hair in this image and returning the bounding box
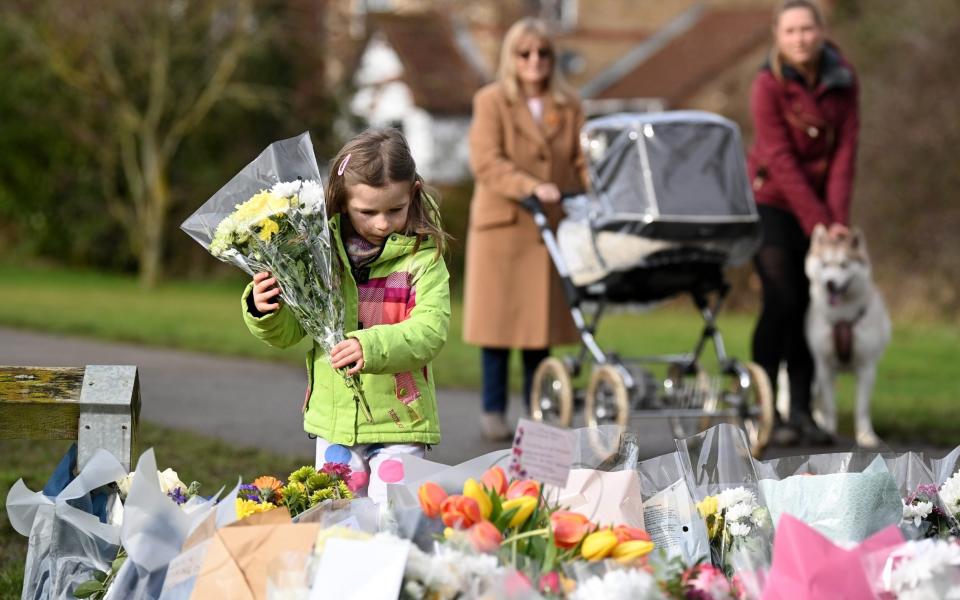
[769,0,825,81]
[325,128,449,256]
[496,18,574,104]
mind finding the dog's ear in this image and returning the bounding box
[811,223,828,246]
[850,227,870,259]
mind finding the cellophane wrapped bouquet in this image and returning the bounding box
[181,132,371,421]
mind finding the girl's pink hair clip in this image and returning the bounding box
[337,153,352,176]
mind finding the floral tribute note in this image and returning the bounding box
[507,418,575,488]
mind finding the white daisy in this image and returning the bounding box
[725,501,753,523]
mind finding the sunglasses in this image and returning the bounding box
[517,48,552,60]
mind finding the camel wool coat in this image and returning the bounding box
[463,82,588,349]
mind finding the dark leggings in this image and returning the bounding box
[481,348,550,414]
[751,206,815,421]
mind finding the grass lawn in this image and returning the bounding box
[1,263,958,445]
[0,422,311,598]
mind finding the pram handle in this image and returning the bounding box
[520,194,583,307]
[520,193,580,215]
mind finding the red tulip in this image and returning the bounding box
[440,495,482,529]
[539,571,561,594]
[480,466,508,496]
[468,520,503,553]
[613,524,651,543]
[417,482,447,518]
[506,479,541,500]
[550,510,594,549]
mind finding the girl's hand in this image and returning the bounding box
[532,182,561,203]
[252,271,282,313]
[331,338,364,375]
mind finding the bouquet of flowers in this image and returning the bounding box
[238,463,361,520]
[901,484,956,539]
[416,465,656,597]
[181,132,371,422]
[694,487,770,577]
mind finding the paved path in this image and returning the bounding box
[1,327,946,466]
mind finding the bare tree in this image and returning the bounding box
[4,0,265,287]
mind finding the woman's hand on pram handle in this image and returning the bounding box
[531,182,561,203]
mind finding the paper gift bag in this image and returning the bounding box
[191,508,321,600]
[544,468,645,528]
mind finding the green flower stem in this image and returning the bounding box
[501,527,550,546]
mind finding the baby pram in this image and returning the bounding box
[526,111,775,455]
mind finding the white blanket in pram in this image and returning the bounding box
[558,218,677,287]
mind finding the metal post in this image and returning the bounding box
[77,365,140,472]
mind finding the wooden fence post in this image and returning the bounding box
[0,365,140,471]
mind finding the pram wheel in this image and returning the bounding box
[736,361,775,457]
[530,357,574,427]
[584,365,630,428]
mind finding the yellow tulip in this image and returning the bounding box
[501,495,537,528]
[612,539,655,564]
[581,529,619,561]
[696,496,719,519]
[463,478,492,519]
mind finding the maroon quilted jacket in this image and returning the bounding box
[747,43,859,236]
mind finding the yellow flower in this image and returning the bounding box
[501,496,537,529]
[696,496,719,519]
[257,218,280,242]
[463,478,492,520]
[612,539,656,564]
[581,529,619,561]
[235,498,277,520]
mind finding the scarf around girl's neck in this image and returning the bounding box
[343,226,384,271]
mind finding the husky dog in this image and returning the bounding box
[805,224,891,447]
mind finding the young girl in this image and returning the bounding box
[242,128,451,503]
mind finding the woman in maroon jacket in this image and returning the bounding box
[748,0,857,445]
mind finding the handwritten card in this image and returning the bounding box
[507,418,575,487]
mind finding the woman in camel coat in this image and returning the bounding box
[463,17,588,441]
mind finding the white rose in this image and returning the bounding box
[158,468,186,495]
[116,473,134,499]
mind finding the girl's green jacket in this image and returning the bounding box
[242,214,450,446]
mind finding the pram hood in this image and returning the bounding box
[581,111,758,232]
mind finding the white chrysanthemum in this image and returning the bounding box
[725,501,753,523]
[902,499,934,528]
[570,569,665,600]
[270,180,302,199]
[298,180,325,215]
[402,538,503,599]
[888,539,960,596]
[940,471,960,518]
[728,521,752,537]
[716,487,756,510]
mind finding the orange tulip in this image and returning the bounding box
[440,495,482,529]
[468,520,503,553]
[463,478,492,519]
[550,511,594,549]
[480,466,508,496]
[418,482,447,518]
[506,479,541,500]
[612,524,651,543]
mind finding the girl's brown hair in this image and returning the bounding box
[497,17,575,104]
[769,0,825,81]
[325,128,449,256]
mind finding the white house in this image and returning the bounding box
[349,12,487,184]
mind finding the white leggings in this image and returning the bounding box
[315,438,425,504]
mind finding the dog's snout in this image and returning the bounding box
[826,280,838,294]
